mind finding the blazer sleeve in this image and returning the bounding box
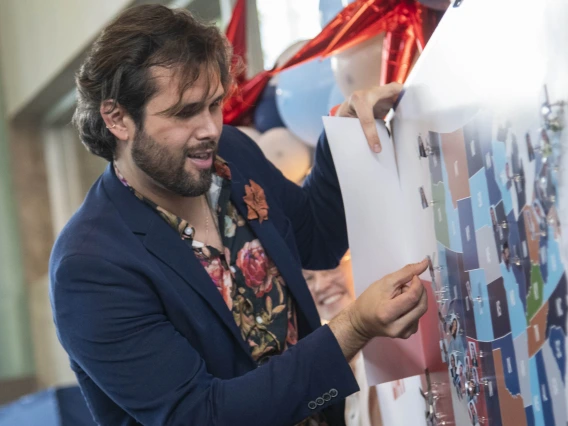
[228,126,348,271]
[51,254,359,426]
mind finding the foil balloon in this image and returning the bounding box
[275,57,336,147]
[331,33,384,97]
[256,128,312,184]
[224,0,443,126]
[236,126,262,143]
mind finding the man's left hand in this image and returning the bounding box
[335,82,403,153]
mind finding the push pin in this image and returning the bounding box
[419,187,432,209]
[417,136,428,158]
[499,221,508,229]
[511,257,522,266]
[541,85,565,131]
[512,174,523,183]
[547,216,557,226]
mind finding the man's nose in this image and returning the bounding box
[194,111,221,141]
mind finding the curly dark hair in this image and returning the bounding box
[72,4,234,161]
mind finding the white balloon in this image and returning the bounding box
[236,126,262,143]
[331,34,385,98]
[270,40,309,87]
[256,127,312,184]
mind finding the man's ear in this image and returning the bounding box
[100,100,133,142]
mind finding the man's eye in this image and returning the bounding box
[176,109,195,119]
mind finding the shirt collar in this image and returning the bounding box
[113,156,229,243]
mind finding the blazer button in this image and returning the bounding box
[316,397,325,406]
[329,388,338,398]
[308,401,317,410]
[257,355,271,366]
[323,393,331,401]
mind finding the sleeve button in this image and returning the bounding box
[323,393,331,401]
[316,397,325,406]
[329,388,338,398]
[308,401,317,410]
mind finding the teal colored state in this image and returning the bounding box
[544,229,565,302]
[469,169,493,231]
[500,263,528,339]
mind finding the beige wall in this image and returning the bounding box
[0,0,132,119]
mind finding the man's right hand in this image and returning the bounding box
[329,259,429,361]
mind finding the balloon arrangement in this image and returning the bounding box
[224,0,446,182]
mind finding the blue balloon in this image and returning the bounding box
[327,84,345,112]
[318,0,355,27]
[276,58,337,146]
[253,84,285,133]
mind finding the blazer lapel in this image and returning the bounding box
[227,164,322,332]
[102,164,253,359]
[143,217,254,358]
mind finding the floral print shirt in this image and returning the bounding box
[114,159,327,425]
[114,159,301,361]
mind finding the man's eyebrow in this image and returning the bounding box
[182,92,225,109]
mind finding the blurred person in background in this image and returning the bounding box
[304,253,382,426]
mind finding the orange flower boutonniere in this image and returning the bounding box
[243,180,269,223]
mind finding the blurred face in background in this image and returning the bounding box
[303,253,355,321]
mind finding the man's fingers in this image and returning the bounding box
[392,286,428,337]
[388,259,429,287]
[381,275,425,321]
[349,92,382,153]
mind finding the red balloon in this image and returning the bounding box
[223,0,444,125]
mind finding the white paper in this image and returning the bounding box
[324,117,442,385]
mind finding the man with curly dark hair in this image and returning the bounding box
[50,5,428,426]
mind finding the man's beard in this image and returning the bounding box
[131,127,216,197]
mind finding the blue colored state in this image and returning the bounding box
[469,169,493,231]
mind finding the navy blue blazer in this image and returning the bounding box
[50,126,359,426]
